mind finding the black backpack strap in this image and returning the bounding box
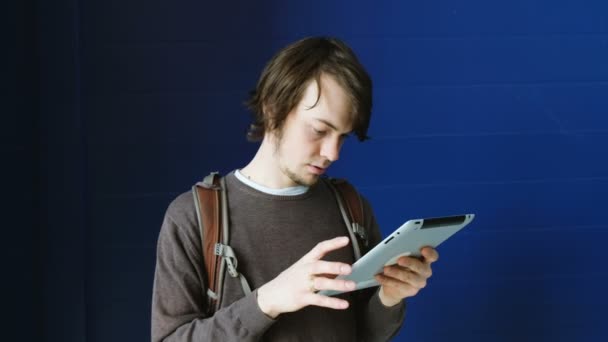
[325,178,370,260]
[192,172,251,315]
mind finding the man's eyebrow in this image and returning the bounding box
[315,118,352,135]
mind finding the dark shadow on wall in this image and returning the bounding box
[6,0,42,341]
[37,0,87,341]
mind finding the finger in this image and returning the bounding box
[301,236,350,262]
[383,266,427,289]
[396,256,424,274]
[312,276,356,293]
[316,273,338,279]
[375,274,419,297]
[310,260,352,276]
[304,293,350,310]
[398,257,433,278]
[420,246,439,263]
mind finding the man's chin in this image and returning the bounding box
[304,176,320,186]
[292,173,320,187]
[282,165,322,187]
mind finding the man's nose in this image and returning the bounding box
[321,138,341,162]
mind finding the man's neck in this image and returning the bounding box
[240,138,295,189]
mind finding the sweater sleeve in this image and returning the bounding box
[151,205,275,342]
[359,288,406,341]
[356,196,406,341]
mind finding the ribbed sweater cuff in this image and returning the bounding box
[238,289,276,334]
[370,288,406,319]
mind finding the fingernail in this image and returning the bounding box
[341,265,351,273]
[347,281,355,290]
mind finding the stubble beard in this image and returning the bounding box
[280,163,318,187]
[274,132,318,187]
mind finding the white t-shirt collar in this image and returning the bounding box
[234,169,309,196]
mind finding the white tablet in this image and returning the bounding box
[319,213,475,296]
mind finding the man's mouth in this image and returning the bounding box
[307,164,327,175]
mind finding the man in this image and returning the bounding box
[152,37,438,341]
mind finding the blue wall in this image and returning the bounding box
[26,0,608,341]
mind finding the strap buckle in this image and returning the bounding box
[215,243,240,278]
[352,222,369,247]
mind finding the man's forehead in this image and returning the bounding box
[302,75,354,133]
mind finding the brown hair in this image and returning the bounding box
[246,37,372,142]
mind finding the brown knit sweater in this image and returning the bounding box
[151,172,405,341]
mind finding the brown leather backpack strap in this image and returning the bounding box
[332,179,364,228]
[192,172,223,312]
[328,178,369,255]
[193,172,252,315]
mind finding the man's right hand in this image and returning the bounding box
[256,236,356,319]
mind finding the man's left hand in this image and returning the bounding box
[374,246,439,307]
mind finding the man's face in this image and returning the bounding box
[271,74,354,186]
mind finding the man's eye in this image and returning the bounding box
[312,127,326,135]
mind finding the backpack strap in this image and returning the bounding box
[192,172,251,315]
[325,178,370,260]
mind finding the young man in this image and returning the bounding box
[151,37,438,341]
